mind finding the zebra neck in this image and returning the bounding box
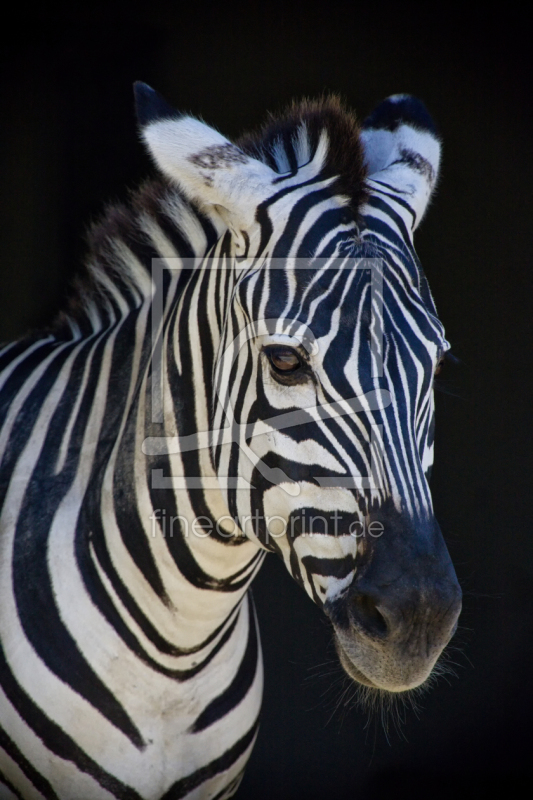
[84,250,263,654]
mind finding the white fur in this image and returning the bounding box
[141,117,276,231]
[361,114,441,228]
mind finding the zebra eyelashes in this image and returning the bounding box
[435,349,458,377]
[433,350,461,396]
[435,356,445,376]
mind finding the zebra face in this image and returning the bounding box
[209,257,461,692]
[138,85,461,693]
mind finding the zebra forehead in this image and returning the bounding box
[237,95,369,215]
[239,259,435,332]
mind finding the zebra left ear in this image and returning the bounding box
[134,82,276,230]
[361,95,441,229]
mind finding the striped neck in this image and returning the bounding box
[73,247,261,656]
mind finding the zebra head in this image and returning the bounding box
[137,85,461,693]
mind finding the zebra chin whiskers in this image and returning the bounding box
[310,646,427,739]
[302,646,355,726]
[301,620,365,731]
[350,642,463,741]
[354,685,415,743]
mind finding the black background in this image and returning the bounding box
[1,4,532,798]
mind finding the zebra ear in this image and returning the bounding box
[134,82,276,230]
[360,95,441,229]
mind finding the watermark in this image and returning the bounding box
[149,509,385,543]
[144,257,389,493]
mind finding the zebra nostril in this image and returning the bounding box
[351,594,389,637]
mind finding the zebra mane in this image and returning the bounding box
[48,96,368,339]
[48,179,222,338]
[237,95,368,215]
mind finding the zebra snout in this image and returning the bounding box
[349,591,389,638]
[329,555,462,692]
[347,576,462,648]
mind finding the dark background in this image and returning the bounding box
[1,4,532,798]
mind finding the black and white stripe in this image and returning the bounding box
[0,87,461,798]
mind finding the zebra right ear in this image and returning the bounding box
[134,82,276,231]
[360,95,441,230]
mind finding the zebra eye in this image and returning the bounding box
[435,356,445,376]
[265,347,301,373]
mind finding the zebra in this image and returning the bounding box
[0,83,462,799]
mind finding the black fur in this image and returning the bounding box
[363,94,438,135]
[237,95,369,218]
[134,82,180,128]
